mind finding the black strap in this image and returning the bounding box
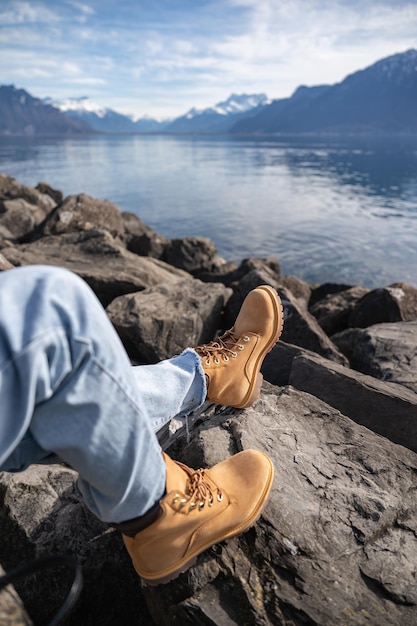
[0,554,83,626]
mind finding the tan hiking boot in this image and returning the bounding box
[123,450,274,585]
[195,285,284,408]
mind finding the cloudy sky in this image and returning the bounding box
[0,0,416,119]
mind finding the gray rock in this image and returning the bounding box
[0,174,57,240]
[2,230,188,307]
[143,384,417,625]
[162,237,223,274]
[122,211,168,258]
[3,385,417,625]
[195,256,280,287]
[289,351,417,453]
[332,320,417,394]
[0,466,153,626]
[349,282,417,328]
[309,282,354,306]
[279,274,312,307]
[0,173,57,213]
[309,285,369,335]
[107,279,232,363]
[0,253,13,271]
[225,270,348,364]
[35,182,63,206]
[41,193,125,240]
[261,340,320,387]
[0,564,32,626]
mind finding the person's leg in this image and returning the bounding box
[131,349,207,434]
[0,265,281,585]
[0,265,203,523]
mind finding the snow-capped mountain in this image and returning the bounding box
[165,93,270,133]
[46,96,107,117]
[46,96,169,133]
[0,86,90,136]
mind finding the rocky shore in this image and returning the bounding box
[1,172,417,626]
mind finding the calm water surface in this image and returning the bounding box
[1,133,417,288]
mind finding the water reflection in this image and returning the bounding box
[0,133,417,288]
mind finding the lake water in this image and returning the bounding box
[1,133,417,288]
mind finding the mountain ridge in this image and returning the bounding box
[2,49,417,136]
[231,49,417,134]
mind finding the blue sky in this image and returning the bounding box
[1,0,416,119]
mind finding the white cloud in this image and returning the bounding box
[1,0,416,117]
[0,1,59,24]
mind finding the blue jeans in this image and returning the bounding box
[0,266,206,523]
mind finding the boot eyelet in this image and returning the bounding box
[214,357,220,364]
[231,352,237,358]
[223,355,229,362]
[172,493,180,504]
[189,501,196,510]
[199,501,205,510]
[243,336,250,342]
[238,344,244,350]
[208,498,214,507]
[180,498,188,505]
[217,493,223,502]
[205,358,210,366]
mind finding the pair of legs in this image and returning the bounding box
[0,265,283,584]
[0,265,205,523]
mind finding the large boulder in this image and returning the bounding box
[309,285,369,335]
[195,257,281,287]
[3,385,417,625]
[122,211,168,258]
[279,274,312,308]
[1,230,188,307]
[144,384,417,625]
[0,174,57,240]
[332,320,417,394]
[162,237,223,274]
[0,466,153,626]
[309,282,354,306]
[262,340,321,387]
[107,279,232,363]
[40,193,125,240]
[349,283,417,328]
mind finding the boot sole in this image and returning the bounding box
[237,286,284,409]
[140,452,275,586]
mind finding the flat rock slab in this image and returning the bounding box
[2,231,188,307]
[144,384,417,626]
[289,351,417,453]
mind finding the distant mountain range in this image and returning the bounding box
[45,92,269,134]
[231,49,417,134]
[44,96,172,133]
[1,49,417,136]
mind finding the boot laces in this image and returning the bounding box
[196,328,250,365]
[188,468,223,510]
[173,465,223,511]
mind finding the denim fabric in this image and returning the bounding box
[0,266,206,523]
